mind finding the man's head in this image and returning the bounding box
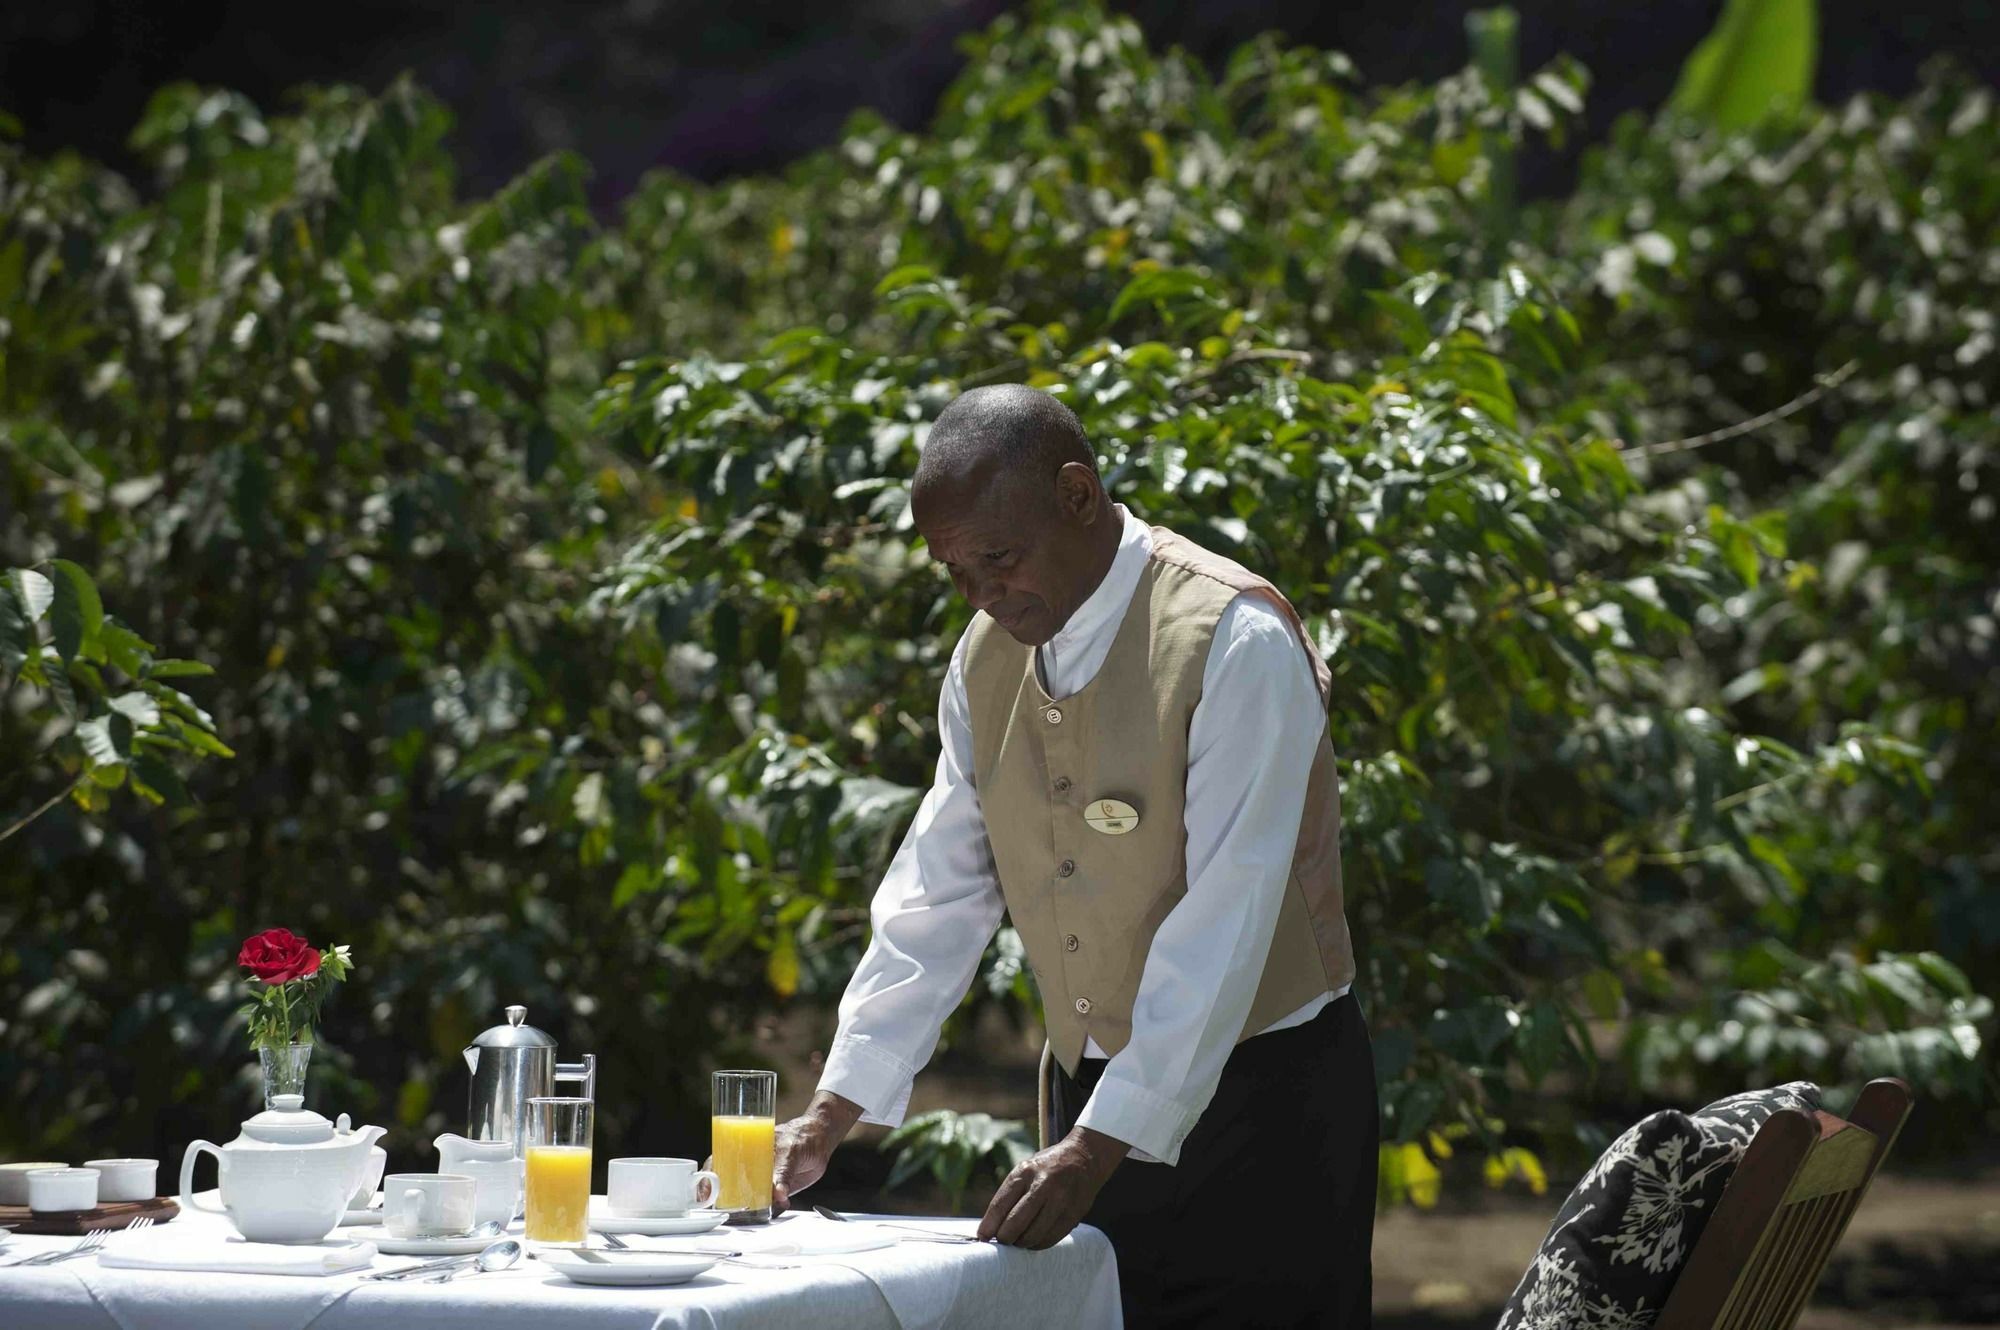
[911,384,1118,647]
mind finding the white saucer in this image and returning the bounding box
[372,1230,504,1256]
[537,1248,719,1287]
[586,1198,729,1236]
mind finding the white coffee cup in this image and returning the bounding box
[607,1157,720,1216]
[85,1158,158,1204]
[382,1173,475,1238]
[0,1162,66,1207]
[27,1167,99,1213]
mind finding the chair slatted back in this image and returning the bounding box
[1656,1078,1912,1330]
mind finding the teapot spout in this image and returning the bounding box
[463,1045,479,1074]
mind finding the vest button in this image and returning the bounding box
[1054,776,1072,794]
[1057,859,1075,878]
[1074,997,1092,1015]
[1045,707,1063,725]
[1065,934,1079,951]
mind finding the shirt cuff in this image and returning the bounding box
[816,1035,917,1128]
[1074,1074,1203,1166]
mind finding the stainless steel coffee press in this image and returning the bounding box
[462,1004,597,1151]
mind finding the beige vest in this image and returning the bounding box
[962,526,1356,1076]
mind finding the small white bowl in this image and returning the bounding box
[85,1158,158,1203]
[0,1162,67,1207]
[27,1167,99,1213]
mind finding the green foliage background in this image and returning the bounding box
[2,2,1993,1201]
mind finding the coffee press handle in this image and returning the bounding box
[556,1052,596,1102]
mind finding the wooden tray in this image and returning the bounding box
[0,1195,180,1234]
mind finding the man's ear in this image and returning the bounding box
[1055,461,1101,520]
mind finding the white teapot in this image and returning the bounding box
[433,1132,524,1227]
[180,1095,387,1243]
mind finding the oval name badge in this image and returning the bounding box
[1084,798,1140,836]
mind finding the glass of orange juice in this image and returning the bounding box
[712,1070,777,1225]
[524,1096,592,1247]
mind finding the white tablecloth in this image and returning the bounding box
[0,1195,1122,1330]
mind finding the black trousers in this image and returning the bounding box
[1050,992,1378,1330]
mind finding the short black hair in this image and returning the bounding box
[913,384,1096,499]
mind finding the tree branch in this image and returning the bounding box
[1630,360,1860,458]
[0,772,86,845]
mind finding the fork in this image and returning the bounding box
[10,1229,109,1266]
[1,1213,154,1267]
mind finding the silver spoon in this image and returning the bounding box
[813,1204,980,1243]
[365,1221,512,1281]
[426,1238,522,1282]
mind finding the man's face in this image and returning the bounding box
[914,466,1100,647]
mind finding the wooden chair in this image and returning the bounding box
[1655,1077,1914,1330]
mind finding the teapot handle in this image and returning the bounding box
[178,1140,227,1215]
[555,1053,596,1102]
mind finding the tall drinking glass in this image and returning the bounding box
[712,1070,777,1225]
[524,1096,592,1247]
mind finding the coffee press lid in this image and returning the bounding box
[470,1004,556,1050]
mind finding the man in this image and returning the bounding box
[773,384,1377,1328]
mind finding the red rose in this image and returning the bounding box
[238,928,321,984]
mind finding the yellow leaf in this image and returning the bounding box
[265,642,287,669]
[1425,1129,1454,1160]
[1580,968,1626,1019]
[1601,847,1640,885]
[771,222,798,259]
[1401,1142,1441,1209]
[1483,1147,1548,1196]
[766,933,800,998]
[678,495,700,520]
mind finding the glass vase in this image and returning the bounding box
[259,1042,313,1109]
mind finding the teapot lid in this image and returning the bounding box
[470,1004,556,1050]
[242,1094,336,1144]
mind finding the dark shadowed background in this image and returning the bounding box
[6,0,1998,207]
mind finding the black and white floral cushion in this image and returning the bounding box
[1495,1081,1823,1330]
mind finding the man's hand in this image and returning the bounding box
[771,1090,864,1215]
[976,1126,1129,1250]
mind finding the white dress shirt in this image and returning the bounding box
[816,506,1347,1165]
